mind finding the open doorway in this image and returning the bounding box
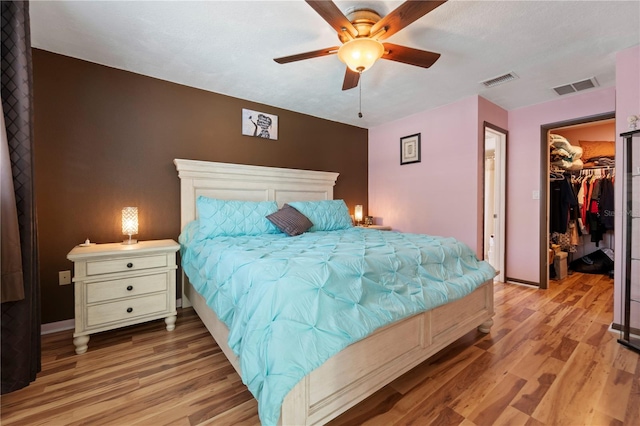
[484,122,507,282]
[539,112,615,288]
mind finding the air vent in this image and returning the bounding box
[481,72,519,88]
[553,77,599,96]
[553,84,576,95]
[572,78,597,91]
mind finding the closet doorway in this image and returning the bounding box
[484,123,507,282]
[539,112,615,289]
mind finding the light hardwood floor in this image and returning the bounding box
[2,272,638,425]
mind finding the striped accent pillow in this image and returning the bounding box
[266,204,313,236]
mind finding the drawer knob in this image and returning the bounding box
[126,285,133,291]
[126,262,133,268]
[126,307,133,313]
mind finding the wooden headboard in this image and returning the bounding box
[173,159,339,307]
[173,159,339,230]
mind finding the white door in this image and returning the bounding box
[485,127,506,282]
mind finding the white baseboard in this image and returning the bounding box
[506,280,539,288]
[41,319,75,335]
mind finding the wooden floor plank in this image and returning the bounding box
[594,367,634,423]
[467,372,527,425]
[624,357,640,425]
[2,272,639,426]
[531,340,615,425]
[492,405,534,425]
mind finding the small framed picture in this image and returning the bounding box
[242,108,278,140]
[400,133,421,165]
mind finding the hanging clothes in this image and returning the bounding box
[550,168,615,253]
[550,174,578,234]
[576,170,615,246]
[600,177,615,230]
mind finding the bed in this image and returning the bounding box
[174,158,495,426]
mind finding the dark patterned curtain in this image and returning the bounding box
[1,0,41,394]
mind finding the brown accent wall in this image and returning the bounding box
[33,49,368,324]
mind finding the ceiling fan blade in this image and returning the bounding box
[371,1,447,40]
[342,68,360,91]
[382,43,441,68]
[274,47,339,64]
[306,0,358,40]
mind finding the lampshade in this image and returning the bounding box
[337,38,384,73]
[122,207,138,244]
[354,205,363,223]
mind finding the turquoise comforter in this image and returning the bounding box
[180,225,495,425]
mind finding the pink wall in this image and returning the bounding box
[614,45,640,325]
[507,86,616,283]
[369,44,637,293]
[368,95,507,255]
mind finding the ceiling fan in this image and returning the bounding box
[274,0,447,91]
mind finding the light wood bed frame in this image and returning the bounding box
[174,158,494,425]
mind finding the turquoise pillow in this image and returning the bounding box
[196,196,279,238]
[287,200,353,232]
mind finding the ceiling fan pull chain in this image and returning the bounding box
[358,72,363,118]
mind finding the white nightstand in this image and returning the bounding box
[67,239,180,355]
[357,225,392,231]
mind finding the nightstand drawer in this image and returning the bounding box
[86,293,168,327]
[86,254,167,276]
[86,273,168,304]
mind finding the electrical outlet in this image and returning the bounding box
[532,190,540,200]
[59,270,71,285]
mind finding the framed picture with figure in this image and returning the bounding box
[400,133,421,165]
[242,109,278,140]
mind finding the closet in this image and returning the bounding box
[547,119,616,280]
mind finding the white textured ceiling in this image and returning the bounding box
[30,1,640,129]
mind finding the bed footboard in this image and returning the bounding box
[187,278,493,426]
[280,279,493,425]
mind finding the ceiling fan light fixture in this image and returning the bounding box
[337,38,384,73]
